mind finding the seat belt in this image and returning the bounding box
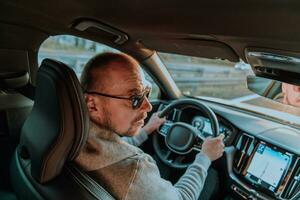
[66,164,116,200]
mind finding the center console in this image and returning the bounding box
[232,133,300,199]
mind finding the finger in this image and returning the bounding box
[156,111,163,117]
[219,148,224,153]
[161,117,167,122]
[159,119,166,125]
[218,134,225,140]
[158,113,167,119]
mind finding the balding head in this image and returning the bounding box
[81,52,152,136]
[81,52,139,92]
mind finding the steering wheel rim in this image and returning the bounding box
[152,99,219,169]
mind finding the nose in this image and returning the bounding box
[140,96,152,112]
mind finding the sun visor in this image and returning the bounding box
[73,19,129,45]
[142,39,239,62]
[245,48,300,86]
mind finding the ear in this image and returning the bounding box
[85,94,98,114]
[85,94,103,123]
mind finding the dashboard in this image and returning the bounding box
[155,99,300,200]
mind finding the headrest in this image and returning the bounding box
[0,71,29,89]
[20,59,89,183]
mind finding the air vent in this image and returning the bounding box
[281,158,300,199]
[234,133,255,173]
[254,66,280,76]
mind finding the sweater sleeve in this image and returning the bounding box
[126,153,211,200]
[121,129,148,146]
[174,153,211,200]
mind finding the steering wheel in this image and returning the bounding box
[152,99,219,169]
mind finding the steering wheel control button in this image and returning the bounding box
[159,121,173,136]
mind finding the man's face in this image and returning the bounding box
[86,61,152,136]
[282,83,300,107]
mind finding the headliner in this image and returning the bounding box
[1,0,300,62]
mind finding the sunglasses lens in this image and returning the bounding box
[132,98,140,108]
[132,97,142,109]
[132,87,151,109]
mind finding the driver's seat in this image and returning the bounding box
[10,59,115,200]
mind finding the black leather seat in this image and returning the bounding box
[10,59,115,200]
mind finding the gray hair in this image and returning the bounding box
[80,52,138,92]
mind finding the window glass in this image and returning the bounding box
[158,52,253,99]
[145,74,159,100]
[38,35,119,77]
[158,52,300,118]
[38,35,159,100]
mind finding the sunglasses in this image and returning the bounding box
[86,86,151,109]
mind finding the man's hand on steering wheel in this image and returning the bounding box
[201,134,225,161]
[143,112,166,135]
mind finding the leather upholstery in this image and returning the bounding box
[10,149,114,200]
[20,59,89,183]
[10,59,115,200]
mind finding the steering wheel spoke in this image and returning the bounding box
[193,143,202,152]
[192,134,205,151]
[162,149,172,160]
[173,156,186,165]
[163,150,187,166]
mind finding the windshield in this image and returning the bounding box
[158,52,300,120]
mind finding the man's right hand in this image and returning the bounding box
[201,134,225,161]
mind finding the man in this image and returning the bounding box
[75,52,225,200]
[281,82,300,107]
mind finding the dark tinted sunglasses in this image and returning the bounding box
[86,86,151,109]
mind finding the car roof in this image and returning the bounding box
[1,0,300,65]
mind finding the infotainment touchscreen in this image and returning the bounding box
[245,143,291,192]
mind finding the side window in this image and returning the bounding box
[144,72,160,100]
[38,35,119,77]
[39,35,160,99]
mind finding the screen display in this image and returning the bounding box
[246,144,291,192]
[202,119,213,135]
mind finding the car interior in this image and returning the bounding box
[1,0,300,200]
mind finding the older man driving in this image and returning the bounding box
[75,52,224,200]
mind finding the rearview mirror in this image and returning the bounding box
[247,75,300,108]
